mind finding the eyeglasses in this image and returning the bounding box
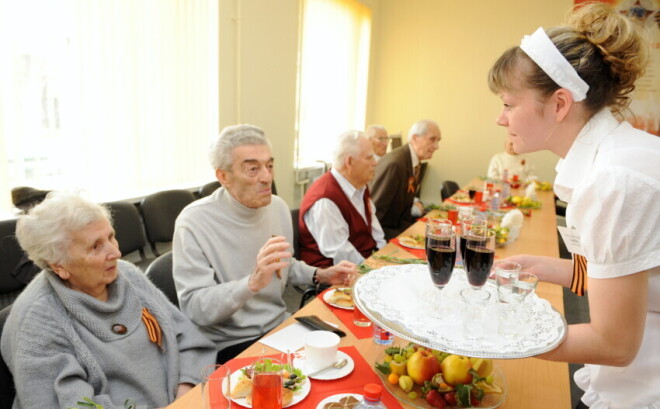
[372,136,391,142]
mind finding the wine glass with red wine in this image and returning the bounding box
[459,217,487,268]
[464,226,496,298]
[425,219,456,313]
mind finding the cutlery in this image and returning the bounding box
[305,358,348,377]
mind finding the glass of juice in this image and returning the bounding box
[251,358,283,409]
[464,227,496,297]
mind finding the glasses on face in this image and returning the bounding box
[372,136,390,143]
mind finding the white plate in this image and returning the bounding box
[316,393,362,409]
[228,366,311,408]
[398,236,425,250]
[322,288,354,310]
[353,264,567,359]
[293,350,355,380]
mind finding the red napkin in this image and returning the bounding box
[390,237,427,259]
[317,288,372,339]
[224,347,403,409]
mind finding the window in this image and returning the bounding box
[0,0,218,212]
[295,0,372,168]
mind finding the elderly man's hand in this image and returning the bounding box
[317,260,357,287]
[249,236,291,292]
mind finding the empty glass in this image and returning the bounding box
[201,364,231,409]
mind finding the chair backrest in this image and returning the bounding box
[140,190,196,256]
[144,252,178,307]
[0,219,26,295]
[104,201,147,259]
[198,181,221,198]
[290,208,300,259]
[0,304,15,408]
[441,180,460,201]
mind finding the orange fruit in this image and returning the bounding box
[388,373,400,385]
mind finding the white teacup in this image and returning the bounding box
[303,330,340,371]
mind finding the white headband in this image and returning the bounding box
[520,27,589,102]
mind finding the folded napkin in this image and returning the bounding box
[224,347,403,409]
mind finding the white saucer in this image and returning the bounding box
[293,350,355,380]
[316,393,362,409]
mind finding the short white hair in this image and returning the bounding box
[333,130,365,170]
[365,125,386,137]
[15,192,111,270]
[408,119,438,139]
[209,124,272,171]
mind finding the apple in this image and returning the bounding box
[406,349,441,385]
[440,355,472,385]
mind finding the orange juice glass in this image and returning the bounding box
[251,359,283,409]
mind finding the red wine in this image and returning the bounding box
[465,246,494,286]
[461,235,485,270]
[426,245,456,287]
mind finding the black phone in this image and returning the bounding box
[295,315,346,337]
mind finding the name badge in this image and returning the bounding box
[557,226,584,256]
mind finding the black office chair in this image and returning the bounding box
[145,252,178,308]
[105,201,148,262]
[198,181,221,198]
[0,219,27,309]
[0,304,15,408]
[140,190,196,257]
[290,209,329,309]
[441,180,460,201]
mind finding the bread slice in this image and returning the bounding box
[230,376,252,399]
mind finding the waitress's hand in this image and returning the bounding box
[499,254,573,287]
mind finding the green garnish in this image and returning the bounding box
[372,255,427,264]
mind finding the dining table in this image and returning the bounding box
[167,178,570,409]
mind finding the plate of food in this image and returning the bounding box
[316,393,362,409]
[398,235,425,250]
[374,343,506,409]
[323,287,354,309]
[228,362,311,408]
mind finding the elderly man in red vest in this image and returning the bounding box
[299,130,386,267]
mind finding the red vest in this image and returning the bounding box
[299,172,378,267]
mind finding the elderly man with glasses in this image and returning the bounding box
[172,124,356,364]
[366,125,390,162]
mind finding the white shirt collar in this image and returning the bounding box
[409,145,420,169]
[554,109,620,202]
[331,168,366,201]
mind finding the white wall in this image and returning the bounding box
[218,0,301,207]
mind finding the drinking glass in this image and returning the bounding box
[459,217,487,267]
[350,275,371,327]
[251,358,284,409]
[201,364,231,409]
[460,288,491,340]
[425,219,456,313]
[494,261,522,289]
[464,227,496,291]
[497,272,539,338]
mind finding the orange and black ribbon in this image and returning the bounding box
[571,254,588,296]
[407,176,416,193]
[141,307,163,350]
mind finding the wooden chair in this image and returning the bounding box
[140,190,196,257]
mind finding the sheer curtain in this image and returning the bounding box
[295,0,371,168]
[0,0,218,212]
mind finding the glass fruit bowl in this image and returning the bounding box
[374,346,507,409]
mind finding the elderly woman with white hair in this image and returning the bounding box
[0,193,216,409]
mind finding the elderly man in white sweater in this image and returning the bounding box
[173,124,356,363]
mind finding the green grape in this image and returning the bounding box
[394,353,405,363]
[407,391,418,400]
[486,374,494,384]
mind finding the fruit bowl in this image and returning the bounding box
[374,348,507,409]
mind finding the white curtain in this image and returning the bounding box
[0,0,218,212]
[295,0,371,168]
